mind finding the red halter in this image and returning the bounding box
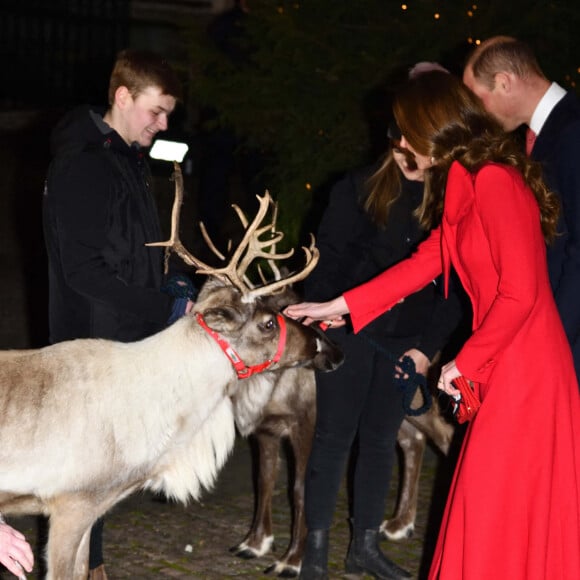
[195,312,287,379]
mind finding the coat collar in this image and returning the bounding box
[443,161,475,225]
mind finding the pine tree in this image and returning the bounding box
[182,0,579,244]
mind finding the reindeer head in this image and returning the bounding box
[147,163,343,378]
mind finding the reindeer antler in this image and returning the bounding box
[147,162,319,299]
[146,162,225,281]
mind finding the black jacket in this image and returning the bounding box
[305,164,464,359]
[532,91,580,374]
[43,106,173,343]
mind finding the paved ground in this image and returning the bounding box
[4,436,458,580]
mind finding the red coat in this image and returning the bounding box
[345,161,580,579]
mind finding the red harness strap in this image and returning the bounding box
[195,312,287,379]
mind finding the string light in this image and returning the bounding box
[434,13,440,20]
[401,4,408,10]
[305,183,312,191]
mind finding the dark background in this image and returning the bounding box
[1,0,579,348]
[0,0,216,348]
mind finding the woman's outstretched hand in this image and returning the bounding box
[284,296,349,328]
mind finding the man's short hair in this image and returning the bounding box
[467,36,545,89]
[108,49,183,104]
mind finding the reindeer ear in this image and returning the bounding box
[202,276,228,291]
[196,276,228,302]
[263,286,299,311]
[203,306,244,333]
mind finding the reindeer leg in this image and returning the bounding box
[380,419,426,541]
[0,494,44,514]
[72,525,92,579]
[232,431,280,559]
[267,413,314,578]
[45,497,99,580]
[380,392,455,542]
[407,397,455,456]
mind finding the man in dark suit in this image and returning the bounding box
[464,35,580,384]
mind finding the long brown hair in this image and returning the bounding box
[392,71,559,242]
[364,148,404,227]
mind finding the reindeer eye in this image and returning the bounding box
[260,317,276,332]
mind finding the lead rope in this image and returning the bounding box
[360,331,432,416]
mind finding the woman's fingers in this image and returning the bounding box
[285,296,349,321]
[437,359,462,396]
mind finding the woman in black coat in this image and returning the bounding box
[299,139,465,579]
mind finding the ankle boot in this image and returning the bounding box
[299,529,329,580]
[345,528,411,579]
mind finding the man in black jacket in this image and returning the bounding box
[43,49,192,579]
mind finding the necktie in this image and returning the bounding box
[525,127,536,156]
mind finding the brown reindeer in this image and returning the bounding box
[230,353,455,576]
[0,169,344,580]
[210,186,457,577]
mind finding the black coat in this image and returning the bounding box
[305,164,464,359]
[532,91,580,376]
[43,106,173,343]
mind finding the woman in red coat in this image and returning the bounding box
[287,71,580,579]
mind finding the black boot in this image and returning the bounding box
[299,529,329,580]
[345,528,411,579]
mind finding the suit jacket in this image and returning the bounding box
[532,91,580,375]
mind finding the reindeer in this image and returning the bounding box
[0,166,343,580]
[216,202,456,576]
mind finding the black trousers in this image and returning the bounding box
[304,328,408,530]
